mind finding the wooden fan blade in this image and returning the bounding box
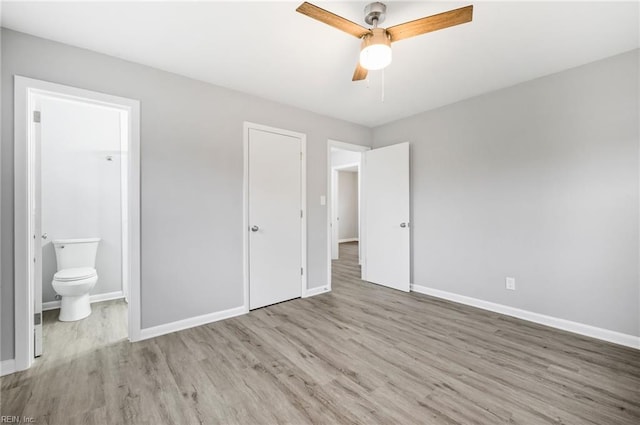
[386,5,473,43]
[352,62,368,81]
[296,2,370,38]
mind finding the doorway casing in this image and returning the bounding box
[13,76,142,372]
[326,140,370,289]
[331,163,360,260]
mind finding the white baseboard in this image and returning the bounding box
[42,290,125,311]
[410,284,640,350]
[43,300,59,311]
[338,238,359,243]
[139,305,247,341]
[303,286,331,298]
[0,359,16,377]
[91,291,125,304]
[139,286,333,341]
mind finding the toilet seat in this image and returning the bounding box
[54,267,97,282]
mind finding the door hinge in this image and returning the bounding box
[300,210,303,218]
[300,152,303,160]
[33,111,41,123]
[301,267,304,276]
[34,312,41,325]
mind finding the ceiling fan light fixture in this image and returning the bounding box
[359,28,392,71]
[296,2,474,81]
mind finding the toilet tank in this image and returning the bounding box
[52,238,101,270]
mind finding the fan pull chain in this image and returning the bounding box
[381,68,385,103]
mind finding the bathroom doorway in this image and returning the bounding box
[13,77,141,372]
[39,94,128,355]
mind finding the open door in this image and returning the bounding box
[331,169,339,260]
[33,99,43,357]
[362,142,410,292]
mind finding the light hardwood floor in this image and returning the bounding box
[2,242,639,424]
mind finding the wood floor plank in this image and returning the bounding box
[2,242,639,424]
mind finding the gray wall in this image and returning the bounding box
[337,171,358,240]
[374,49,640,337]
[1,29,372,360]
[2,28,637,364]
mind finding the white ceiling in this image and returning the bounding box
[2,1,638,127]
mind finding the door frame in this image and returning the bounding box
[242,122,307,311]
[13,76,142,373]
[331,162,361,260]
[326,140,370,289]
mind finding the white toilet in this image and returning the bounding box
[52,238,100,321]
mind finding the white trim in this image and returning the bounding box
[13,76,142,374]
[120,111,130,303]
[139,306,246,341]
[331,168,339,260]
[243,122,307,312]
[40,300,58,311]
[42,291,125,311]
[332,163,360,171]
[0,359,17,377]
[411,284,640,350]
[330,140,371,152]
[301,130,308,297]
[303,286,331,298]
[14,77,32,372]
[242,123,250,314]
[89,290,125,304]
[127,93,142,343]
[338,238,359,243]
[327,140,370,289]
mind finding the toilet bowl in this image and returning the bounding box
[52,268,98,321]
[52,238,100,322]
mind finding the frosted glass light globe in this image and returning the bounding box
[359,28,392,71]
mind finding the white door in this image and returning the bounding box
[362,142,410,292]
[33,99,43,357]
[331,169,339,260]
[248,127,304,309]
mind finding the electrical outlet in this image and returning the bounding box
[505,277,516,291]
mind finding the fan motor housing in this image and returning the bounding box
[364,2,387,26]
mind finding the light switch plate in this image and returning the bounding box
[506,277,516,290]
[320,195,326,206]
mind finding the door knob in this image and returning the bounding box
[41,233,48,239]
[400,223,407,228]
[251,225,259,232]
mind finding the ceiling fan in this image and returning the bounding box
[296,2,473,81]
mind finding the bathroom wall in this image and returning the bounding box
[1,28,372,361]
[337,171,358,241]
[40,96,124,303]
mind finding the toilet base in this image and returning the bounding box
[59,293,92,321]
